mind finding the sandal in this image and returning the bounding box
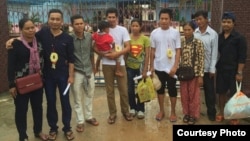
[64,130,74,141]
[86,118,99,126]
[169,115,177,122]
[230,119,240,125]
[183,115,190,123]
[76,124,84,132]
[123,113,133,121]
[107,115,116,124]
[188,117,196,125]
[48,131,57,141]
[155,112,165,121]
[35,132,49,141]
[216,115,224,122]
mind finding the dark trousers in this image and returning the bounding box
[203,73,217,118]
[44,74,72,133]
[127,67,145,112]
[14,88,43,141]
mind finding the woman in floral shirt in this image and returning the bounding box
[179,21,204,125]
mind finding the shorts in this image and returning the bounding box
[155,70,177,97]
[216,69,237,96]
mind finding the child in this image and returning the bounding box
[92,20,123,76]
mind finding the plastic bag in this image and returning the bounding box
[136,77,156,103]
[224,82,250,119]
[151,72,162,90]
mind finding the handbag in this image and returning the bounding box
[16,72,43,94]
[176,43,196,81]
[176,66,195,81]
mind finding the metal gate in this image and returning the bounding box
[7,0,211,35]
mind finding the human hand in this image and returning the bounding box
[169,67,177,77]
[104,51,119,60]
[209,73,215,78]
[9,87,17,98]
[198,77,203,87]
[236,74,243,82]
[6,38,15,49]
[68,76,74,84]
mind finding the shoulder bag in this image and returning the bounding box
[16,72,43,94]
[176,43,196,81]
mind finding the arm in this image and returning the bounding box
[209,33,219,77]
[6,37,21,49]
[236,35,247,82]
[67,37,75,84]
[169,48,180,76]
[149,47,155,73]
[90,42,96,74]
[105,40,130,59]
[68,63,74,84]
[197,40,205,86]
[142,37,150,78]
[7,43,17,98]
[142,47,150,78]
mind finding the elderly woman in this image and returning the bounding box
[179,21,204,125]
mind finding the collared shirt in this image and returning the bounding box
[71,32,94,77]
[180,36,205,77]
[36,27,74,76]
[194,26,218,73]
[216,30,247,70]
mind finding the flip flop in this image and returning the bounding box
[216,115,224,122]
[65,130,74,141]
[169,115,177,122]
[76,124,84,132]
[35,132,49,141]
[86,118,99,126]
[48,131,57,141]
[107,115,116,124]
[155,112,165,121]
[230,119,240,125]
[123,113,133,121]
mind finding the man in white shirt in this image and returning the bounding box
[94,7,133,124]
[150,8,181,122]
[194,10,218,121]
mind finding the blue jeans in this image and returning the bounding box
[44,74,72,133]
[126,67,145,112]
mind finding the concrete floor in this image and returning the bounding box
[0,86,249,141]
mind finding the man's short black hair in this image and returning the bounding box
[222,12,236,22]
[194,10,208,19]
[70,14,84,25]
[159,8,173,19]
[48,9,63,19]
[106,7,118,17]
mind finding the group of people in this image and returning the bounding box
[6,7,247,141]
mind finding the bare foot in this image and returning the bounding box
[115,71,124,77]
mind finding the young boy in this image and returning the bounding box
[93,20,123,76]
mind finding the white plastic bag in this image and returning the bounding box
[224,82,250,119]
[151,72,162,90]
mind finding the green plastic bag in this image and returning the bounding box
[136,77,156,103]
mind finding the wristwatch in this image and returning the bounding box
[237,71,243,75]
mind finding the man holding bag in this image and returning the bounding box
[215,12,247,125]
